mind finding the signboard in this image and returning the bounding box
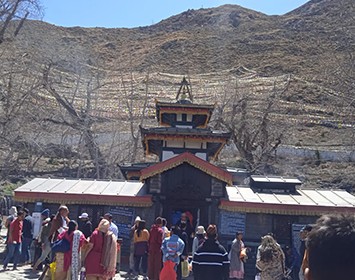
[109,206,135,239]
[219,210,246,236]
[32,212,42,239]
[32,201,43,238]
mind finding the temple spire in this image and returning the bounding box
[176,76,193,103]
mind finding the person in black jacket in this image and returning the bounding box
[78,213,92,239]
[177,226,189,280]
[192,224,230,280]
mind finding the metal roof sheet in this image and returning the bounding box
[226,185,355,209]
[15,178,145,197]
[298,189,334,206]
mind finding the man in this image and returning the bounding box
[20,208,33,264]
[161,226,185,268]
[104,213,119,238]
[177,225,189,280]
[192,224,230,280]
[49,205,70,242]
[148,217,164,280]
[78,212,93,238]
[5,206,17,245]
[3,210,25,270]
[176,212,193,252]
[304,214,355,280]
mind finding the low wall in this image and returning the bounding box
[276,145,355,162]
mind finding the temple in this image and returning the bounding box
[120,77,232,226]
[14,77,355,277]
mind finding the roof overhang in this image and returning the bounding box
[14,178,153,207]
[220,186,355,216]
[140,152,233,185]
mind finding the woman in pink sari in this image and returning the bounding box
[55,220,87,280]
[85,219,117,280]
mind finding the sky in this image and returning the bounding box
[42,0,310,28]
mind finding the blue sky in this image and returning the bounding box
[42,0,309,28]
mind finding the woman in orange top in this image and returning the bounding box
[133,220,150,279]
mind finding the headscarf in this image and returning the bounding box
[9,206,17,216]
[98,219,110,233]
[101,230,117,278]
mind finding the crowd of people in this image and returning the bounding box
[1,205,120,280]
[1,205,354,280]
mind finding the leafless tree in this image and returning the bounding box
[0,0,42,44]
[0,53,43,179]
[120,71,150,162]
[213,77,290,173]
[41,62,111,179]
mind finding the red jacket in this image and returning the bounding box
[148,224,164,254]
[9,218,23,243]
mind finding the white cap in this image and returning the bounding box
[79,213,89,219]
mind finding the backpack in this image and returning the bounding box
[51,238,70,253]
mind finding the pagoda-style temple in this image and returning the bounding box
[122,77,232,226]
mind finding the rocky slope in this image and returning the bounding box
[0,0,354,189]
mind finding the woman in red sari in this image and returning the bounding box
[85,219,117,280]
[55,220,87,280]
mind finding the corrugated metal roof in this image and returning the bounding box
[222,186,355,215]
[15,178,144,196]
[14,178,152,207]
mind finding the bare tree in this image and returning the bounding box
[0,54,43,179]
[42,63,110,179]
[213,77,290,173]
[120,71,150,162]
[0,0,42,44]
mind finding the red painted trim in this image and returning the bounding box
[140,152,232,184]
[14,191,152,203]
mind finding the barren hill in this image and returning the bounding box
[0,0,354,189]
[4,0,354,83]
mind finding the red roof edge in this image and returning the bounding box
[140,152,232,185]
[14,191,152,207]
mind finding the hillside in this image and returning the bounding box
[0,0,354,190]
[2,0,351,81]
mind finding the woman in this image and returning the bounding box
[192,226,206,257]
[85,219,117,280]
[49,205,70,242]
[55,220,87,280]
[229,232,245,280]
[133,220,150,279]
[256,235,285,280]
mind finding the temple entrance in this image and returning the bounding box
[162,199,210,253]
[162,200,210,230]
[160,163,213,232]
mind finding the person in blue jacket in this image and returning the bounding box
[161,226,185,268]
